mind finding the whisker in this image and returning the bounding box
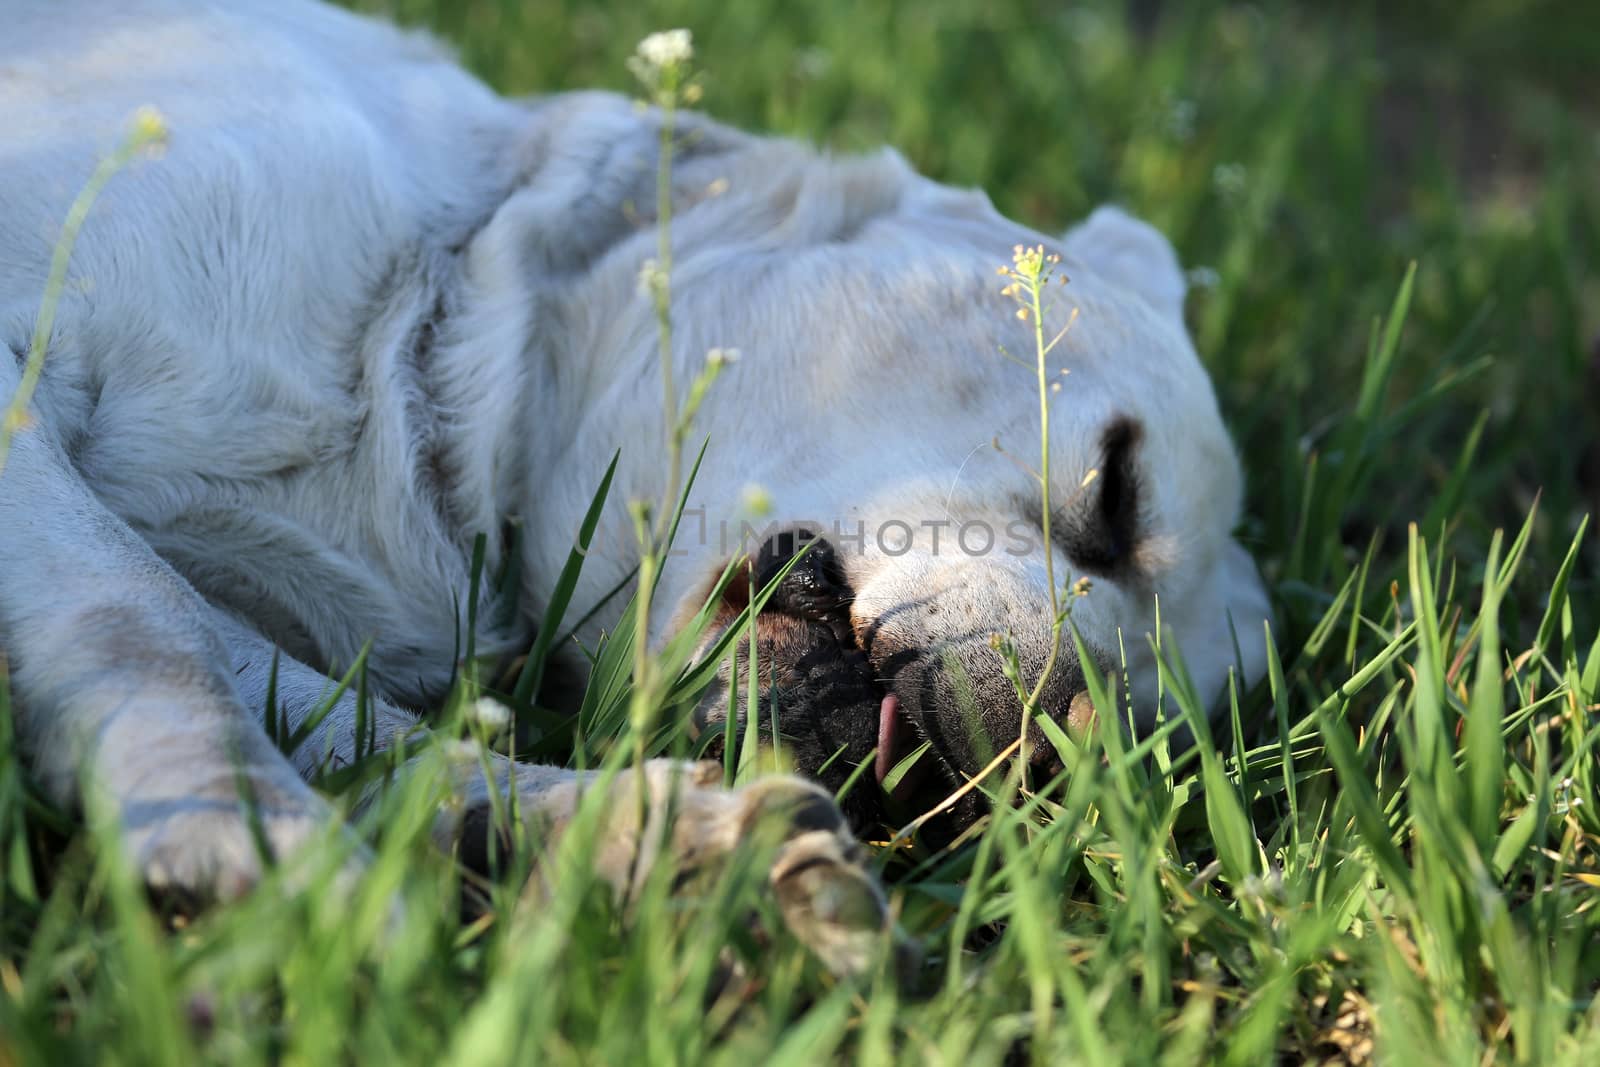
[940,438,990,523]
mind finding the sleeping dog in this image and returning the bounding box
[0,0,1271,971]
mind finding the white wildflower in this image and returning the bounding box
[637,258,665,297]
[130,106,169,146]
[795,47,831,80]
[741,482,772,518]
[1212,162,1248,199]
[466,696,511,734]
[706,347,740,368]
[1166,98,1197,142]
[636,29,693,71]
[440,739,481,765]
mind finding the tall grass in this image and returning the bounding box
[3,1,1598,1063]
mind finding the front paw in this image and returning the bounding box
[462,760,902,977]
[117,774,362,901]
[652,765,901,978]
[737,775,901,977]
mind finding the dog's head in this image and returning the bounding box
[519,98,1270,831]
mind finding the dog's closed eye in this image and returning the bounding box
[1022,416,1144,576]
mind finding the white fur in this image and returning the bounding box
[1,0,1270,894]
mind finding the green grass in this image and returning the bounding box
[4,1,1599,1062]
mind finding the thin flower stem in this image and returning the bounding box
[1,109,166,474]
[1025,262,1065,717]
[624,37,700,786]
[653,83,682,542]
[993,247,1076,789]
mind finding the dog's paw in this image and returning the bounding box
[119,780,363,902]
[652,766,901,977]
[634,763,902,977]
[739,775,899,977]
[462,760,901,977]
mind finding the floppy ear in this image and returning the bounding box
[1062,205,1187,326]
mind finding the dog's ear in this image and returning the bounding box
[1062,205,1187,326]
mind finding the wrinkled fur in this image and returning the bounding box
[0,0,1269,945]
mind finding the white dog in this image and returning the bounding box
[0,0,1270,969]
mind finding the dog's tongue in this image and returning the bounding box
[875,693,901,785]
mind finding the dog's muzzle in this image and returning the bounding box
[693,529,1099,836]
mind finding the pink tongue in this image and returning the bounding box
[875,693,901,785]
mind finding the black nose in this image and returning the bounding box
[753,529,853,625]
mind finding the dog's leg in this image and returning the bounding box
[213,611,896,976]
[0,406,348,899]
